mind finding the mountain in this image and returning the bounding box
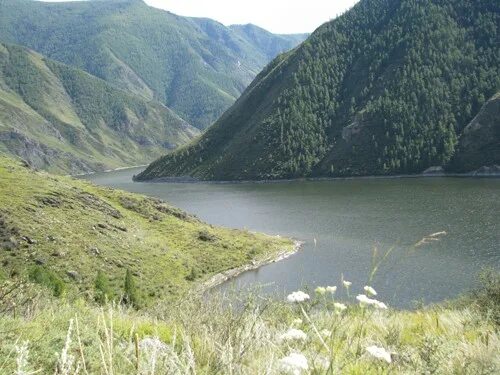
[0,0,306,129]
[448,92,500,172]
[0,42,199,174]
[136,0,499,181]
[0,156,292,303]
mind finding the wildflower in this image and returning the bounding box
[280,328,307,341]
[342,280,352,288]
[292,318,303,326]
[366,345,392,363]
[326,285,337,294]
[375,301,388,309]
[278,352,309,374]
[320,329,331,337]
[356,295,388,309]
[315,286,326,295]
[334,302,347,312]
[364,286,377,296]
[287,291,310,303]
[356,294,372,306]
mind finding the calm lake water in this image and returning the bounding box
[83,168,500,308]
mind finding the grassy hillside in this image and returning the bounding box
[0,156,293,304]
[0,42,199,174]
[136,0,499,181]
[0,271,498,373]
[0,0,306,129]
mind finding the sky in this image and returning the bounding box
[42,0,359,34]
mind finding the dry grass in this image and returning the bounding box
[0,276,498,375]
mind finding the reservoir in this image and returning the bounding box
[83,169,500,308]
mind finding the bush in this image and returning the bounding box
[28,266,65,297]
[94,270,113,304]
[473,269,500,325]
[185,267,199,281]
[123,269,140,308]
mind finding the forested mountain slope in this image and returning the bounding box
[448,92,500,172]
[136,0,499,181]
[0,43,198,174]
[0,0,306,129]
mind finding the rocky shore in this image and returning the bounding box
[198,240,303,292]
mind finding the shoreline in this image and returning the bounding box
[197,239,303,293]
[137,171,500,185]
[71,164,148,178]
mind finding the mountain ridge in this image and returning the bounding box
[0,0,306,129]
[0,42,199,174]
[136,0,499,181]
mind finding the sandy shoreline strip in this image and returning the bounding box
[198,239,303,292]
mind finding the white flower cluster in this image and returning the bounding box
[278,352,309,374]
[356,294,388,309]
[364,285,377,296]
[366,345,392,363]
[316,285,337,296]
[342,280,352,288]
[286,291,310,303]
[280,328,308,342]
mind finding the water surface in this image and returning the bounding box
[84,168,499,308]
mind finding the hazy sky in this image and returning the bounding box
[41,0,359,34]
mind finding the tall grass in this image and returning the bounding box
[0,273,498,374]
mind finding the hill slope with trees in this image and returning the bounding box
[0,0,306,129]
[136,0,499,181]
[0,42,199,174]
[0,156,292,304]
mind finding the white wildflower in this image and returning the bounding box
[278,352,309,374]
[364,286,377,296]
[356,295,388,309]
[315,286,326,295]
[334,302,347,312]
[342,280,352,288]
[287,291,310,303]
[280,328,308,342]
[356,294,372,306]
[292,318,303,326]
[366,345,392,363]
[326,285,337,294]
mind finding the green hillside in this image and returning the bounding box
[136,0,499,181]
[0,156,293,304]
[0,0,306,129]
[0,42,199,174]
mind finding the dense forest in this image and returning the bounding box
[137,0,499,181]
[0,43,198,174]
[0,0,305,129]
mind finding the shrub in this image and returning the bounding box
[473,269,500,324]
[123,269,140,308]
[185,267,199,281]
[28,266,65,297]
[94,270,113,304]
